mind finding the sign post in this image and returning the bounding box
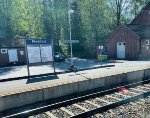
[51,39,56,74]
[25,39,54,77]
[25,40,30,77]
[98,46,104,66]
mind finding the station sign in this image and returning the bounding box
[26,40,51,45]
[62,40,79,44]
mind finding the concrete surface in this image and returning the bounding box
[127,70,144,82]
[144,68,150,78]
[0,90,44,112]
[0,61,150,112]
[0,58,110,79]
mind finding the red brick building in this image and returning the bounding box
[107,2,150,60]
[0,47,26,66]
[0,37,26,66]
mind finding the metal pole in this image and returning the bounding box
[69,11,73,66]
[52,39,56,74]
[51,0,56,74]
[99,47,102,66]
[25,40,30,77]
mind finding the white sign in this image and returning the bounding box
[98,46,103,49]
[41,46,53,62]
[63,40,79,43]
[8,49,18,62]
[27,46,41,63]
[20,51,24,55]
[1,49,7,53]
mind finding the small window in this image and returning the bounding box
[146,40,149,45]
[1,49,7,53]
[20,51,24,55]
[119,43,121,45]
[123,42,126,45]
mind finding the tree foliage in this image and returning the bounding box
[0,0,148,58]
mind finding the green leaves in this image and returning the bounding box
[0,0,148,57]
[11,0,45,38]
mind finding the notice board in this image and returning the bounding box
[25,39,54,76]
[26,39,53,65]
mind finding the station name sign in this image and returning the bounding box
[26,39,51,45]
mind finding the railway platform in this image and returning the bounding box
[0,61,150,113]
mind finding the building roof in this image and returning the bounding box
[131,2,150,25]
[125,2,150,40]
[126,24,150,39]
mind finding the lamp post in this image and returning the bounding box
[68,9,74,66]
[67,9,78,72]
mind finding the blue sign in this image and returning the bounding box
[26,39,52,45]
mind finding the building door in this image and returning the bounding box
[8,49,18,63]
[117,42,126,59]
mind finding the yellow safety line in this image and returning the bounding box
[0,79,82,97]
[0,78,77,91]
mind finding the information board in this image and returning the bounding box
[25,39,55,76]
[26,39,53,64]
[41,46,53,62]
[27,46,41,63]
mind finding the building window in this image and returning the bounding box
[145,40,149,45]
[20,51,24,55]
[1,49,7,53]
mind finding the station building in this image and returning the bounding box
[107,2,150,60]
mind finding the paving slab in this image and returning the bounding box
[0,58,110,79]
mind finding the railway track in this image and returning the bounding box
[3,79,150,118]
[91,96,150,118]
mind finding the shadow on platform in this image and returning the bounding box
[26,75,58,84]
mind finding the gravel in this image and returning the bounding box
[138,87,150,91]
[90,96,150,118]
[89,98,108,106]
[77,101,97,110]
[98,96,118,103]
[35,113,50,118]
[110,92,127,99]
[65,105,84,115]
[50,109,70,118]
